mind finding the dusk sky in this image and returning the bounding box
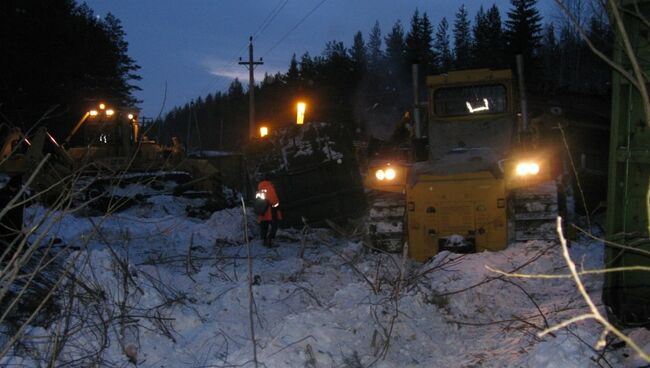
[83,0,557,119]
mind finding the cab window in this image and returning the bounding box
[433,84,508,117]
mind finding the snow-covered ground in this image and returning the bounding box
[1,195,648,367]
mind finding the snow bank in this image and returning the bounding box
[1,200,642,367]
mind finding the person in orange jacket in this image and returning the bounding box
[256,178,282,247]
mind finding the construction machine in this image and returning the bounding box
[366,63,569,261]
[0,103,238,211]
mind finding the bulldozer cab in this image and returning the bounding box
[73,109,138,153]
[426,69,516,161]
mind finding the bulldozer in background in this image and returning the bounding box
[366,60,575,261]
[0,103,240,212]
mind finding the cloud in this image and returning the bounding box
[201,57,249,81]
[200,55,286,86]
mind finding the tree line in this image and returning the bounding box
[0,0,612,149]
[160,0,612,151]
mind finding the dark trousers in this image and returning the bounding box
[260,207,279,240]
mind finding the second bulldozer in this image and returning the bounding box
[366,67,570,261]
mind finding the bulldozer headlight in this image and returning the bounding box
[375,169,385,181]
[515,162,540,176]
[385,168,396,180]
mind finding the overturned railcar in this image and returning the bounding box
[245,122,366,227]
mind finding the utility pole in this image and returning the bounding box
[239,36,263,139]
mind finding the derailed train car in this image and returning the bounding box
[244,122,366,227]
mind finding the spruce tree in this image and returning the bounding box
[385,20,406,72]
[505,0,543,68]
[350,31,367,70]
[472,5,505,69]
[406,9,423,65]
[367,21,383,69]
[453,5,472,69]
[485,5,505,67]
[434,17,453,72]
[405,10,436,73]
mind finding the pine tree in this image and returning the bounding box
[472,6,489,68]
[287,54,299,83]
[434,17,453,71]
[485,5,505,67]
[406,10,436,71]
[367,21,383,69]
[472,5,505,68]
[350,31,367,70]
[453,5,472,69]
[405,9,423,65]
[505,0,543,67]
[385,20,406,72]
[286,53,300,92]
[102,13,142,106]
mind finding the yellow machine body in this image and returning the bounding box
[406,68,550,261]
[407,171,507,261]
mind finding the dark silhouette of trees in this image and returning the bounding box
[159,1,612,149]
[367,21,383,72]
[405,10,436,74]
[453,5,473,69]
[0,0,141,137]
[434,18,453,72]
[505,0,543,70]
[472,5,505,69]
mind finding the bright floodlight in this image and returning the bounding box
[515,162,540,176]
[260,126,269,137]
[89,110,98,116]
[128,113,134,120]
[375,169,385,181]
[99,103,106,110]
[105,109,115,116]
[385,168,396,180]
[296,102,306,125]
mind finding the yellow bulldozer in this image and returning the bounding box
[366,64,569,261]
[0,103,235,211]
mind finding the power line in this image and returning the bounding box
[252,0,289,41]
[263,0,329,58]
[197,0,291,98]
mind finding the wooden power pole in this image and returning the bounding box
[239,36,263,139]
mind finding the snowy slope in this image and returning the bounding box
[1,197,647,367]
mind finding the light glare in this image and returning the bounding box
[515,162,540,176]
[296,102,306,125]
[375,169,385,181]
[385,168,396,180]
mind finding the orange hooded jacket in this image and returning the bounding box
[257,180,282,221]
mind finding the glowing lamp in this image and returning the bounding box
[296,102,306,125]
[515,162,540,176]
[260,126,269,137]
[89,110,98,116]
[385,168,396,180]
[105,109,115,116]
